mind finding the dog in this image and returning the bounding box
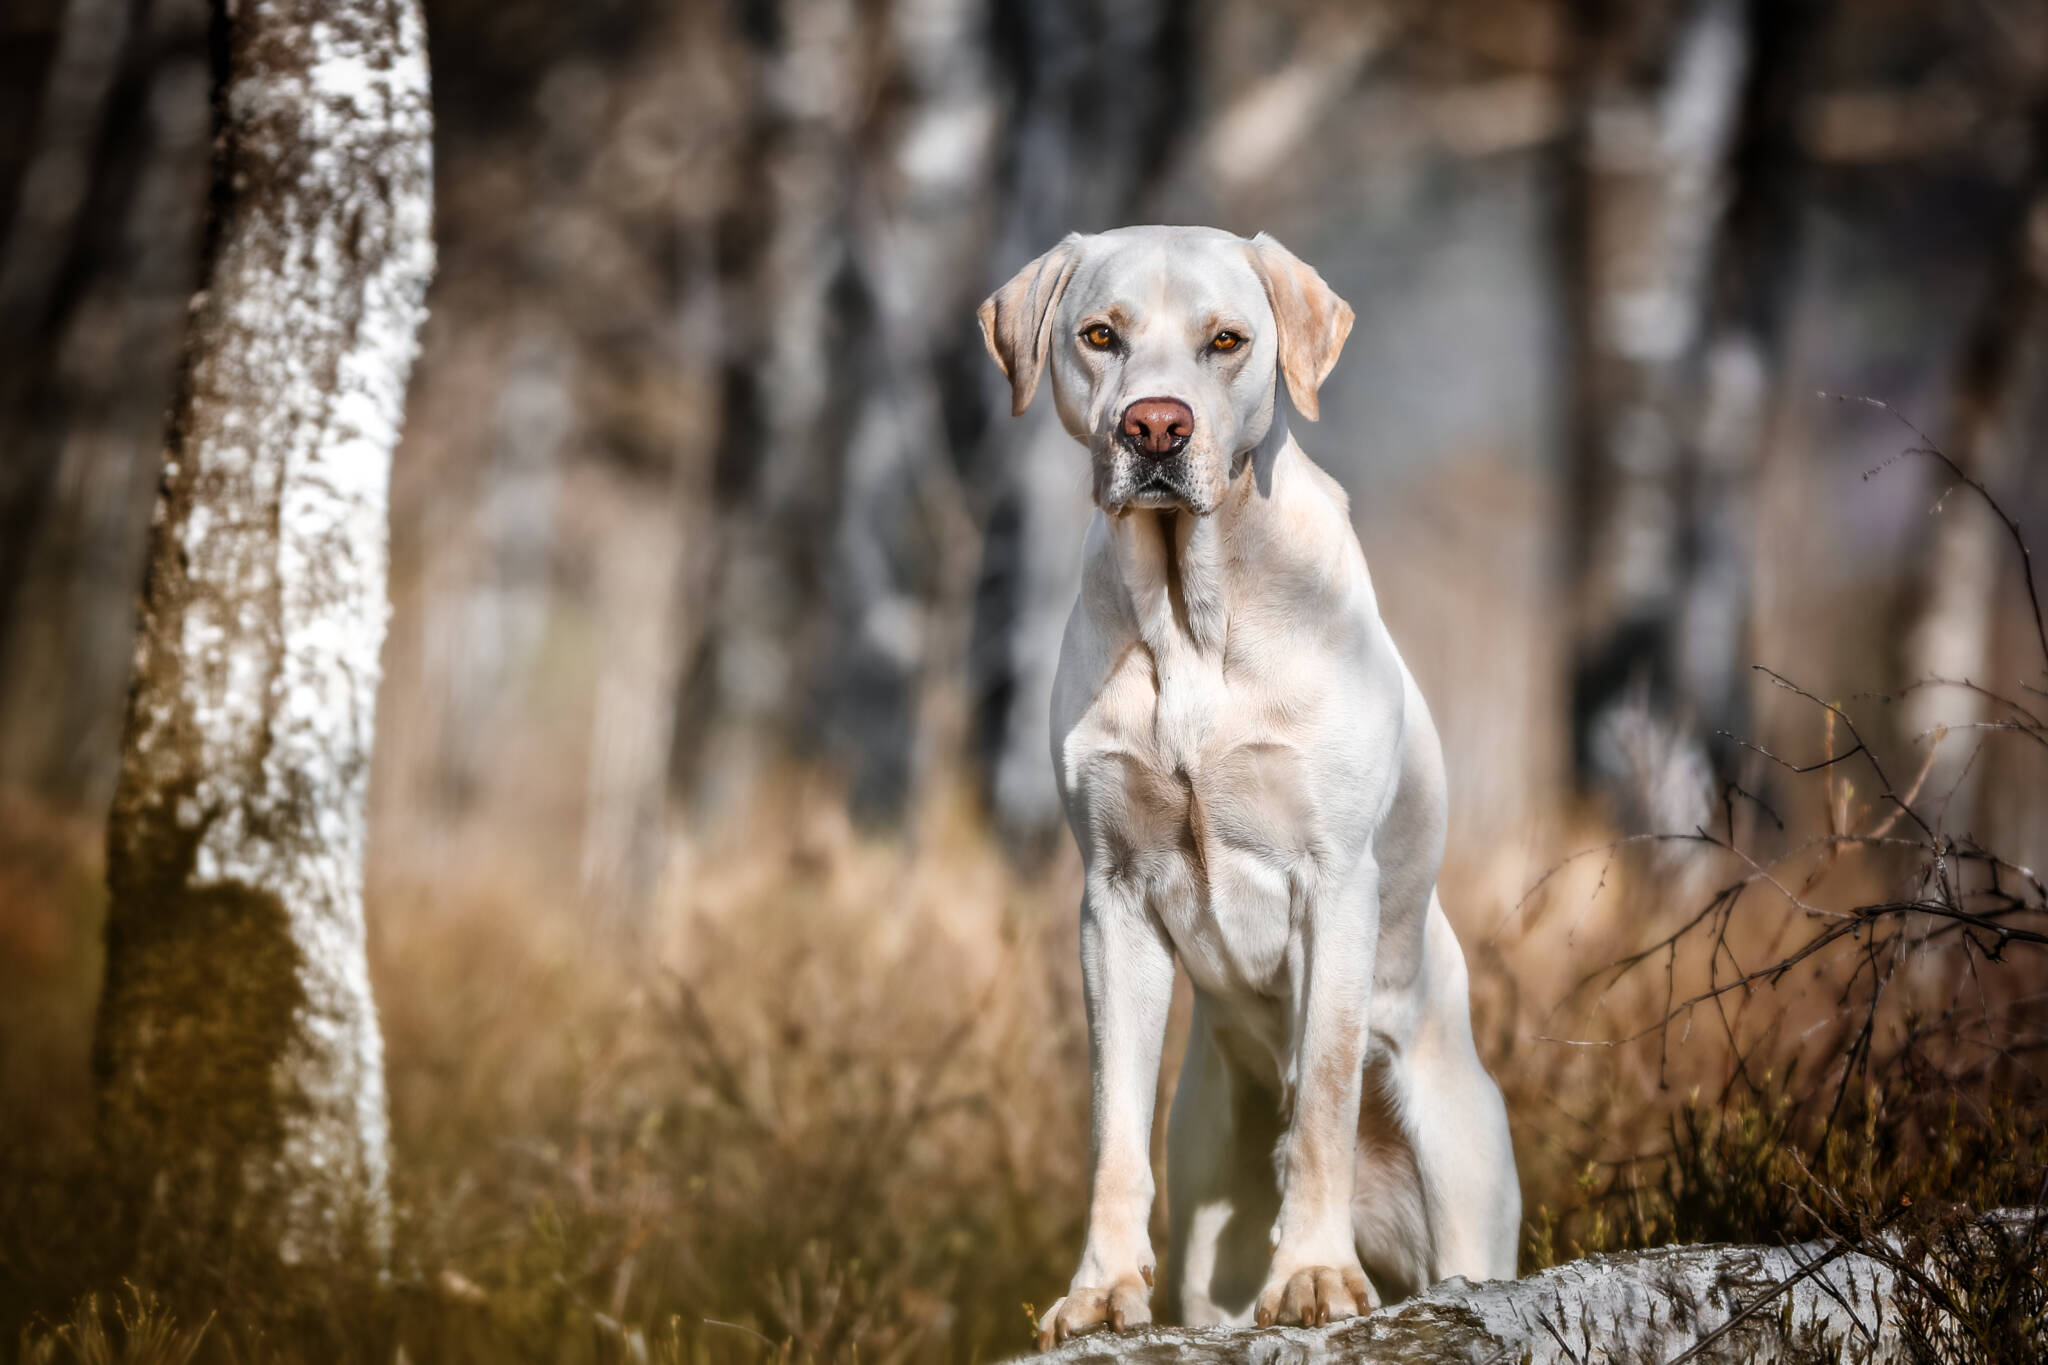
[977,226,1520,1347]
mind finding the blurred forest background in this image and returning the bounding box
[3,0,2048,1361]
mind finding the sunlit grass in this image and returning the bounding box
[3,748,2044,1361]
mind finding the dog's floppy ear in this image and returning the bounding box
[1245,232,1354,422]
[978,235,1084,416]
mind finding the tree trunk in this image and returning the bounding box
[0,0,131,618]
[687,0,864,821]
[816,0,993,824]
[1565,0,1753,833]
[0,0,212,810]
[1904,93,2048,837]
[1675,0,1820,798]
[93,0,433,1288]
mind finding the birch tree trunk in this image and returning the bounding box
[93,0,433,1285]
[1905,93,2047,836]
[0,0,130,633]
[689,0,863,821]
[573,24,736,913]
[1565,0,1754,833]
[0,0,211,809]
[1674,0,1817,798]
[817,0,993,823]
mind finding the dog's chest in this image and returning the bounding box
[1065,640,1343,993]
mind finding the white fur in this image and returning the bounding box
[978,226,1519,1346]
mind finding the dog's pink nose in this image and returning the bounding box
[1121,397,1193,457]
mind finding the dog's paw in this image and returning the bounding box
[1253,1264,1376,1328]
[1035,1274,1152,1351]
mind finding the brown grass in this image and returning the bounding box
[3,709,2045,1361]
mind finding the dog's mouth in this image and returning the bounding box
[1109,468,1190,512]
[1111,480,1214,519]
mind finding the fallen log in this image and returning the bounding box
[1028,1211,2042,1365]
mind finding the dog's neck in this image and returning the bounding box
[1109,416,1296,664]
[1111,507,1223,662]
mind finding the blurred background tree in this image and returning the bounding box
[2,0,2044,902]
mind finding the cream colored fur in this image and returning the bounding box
[978,226,1519,1348]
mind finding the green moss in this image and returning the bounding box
[95,878,306,1294]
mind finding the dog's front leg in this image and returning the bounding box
[1038,884,1176,1350]
[1258,857,1379,1327]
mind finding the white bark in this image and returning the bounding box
[1027,1222,2032,1365]
[819,0,993,818]
[96,0,433,1278]
[1905,180,2047,835]
[1907,457,2008,834]
[578,456,695,914]
[1571,0,1754,825]
[695,0,863,816]
[986,409,1091,836]
[424,325,568,812]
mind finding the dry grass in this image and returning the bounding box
[3,702,2044,1361]
[369,775,1096,1364]
[4,774,1099,1363]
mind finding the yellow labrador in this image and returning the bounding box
[979,226,1519,1347]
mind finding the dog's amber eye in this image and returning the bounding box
[1211,331,1243,352]
[1082,324,1116,350]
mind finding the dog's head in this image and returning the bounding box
[978,226,1353,516]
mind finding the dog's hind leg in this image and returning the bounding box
[1349,1056,1433,1303]
[1165,1000,1284,1326]
[1395,898,1520,1284]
